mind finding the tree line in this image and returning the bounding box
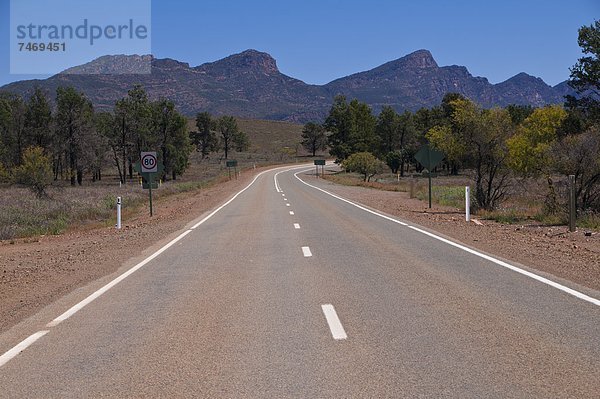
[305,20,600,214]
[0,84,250,196]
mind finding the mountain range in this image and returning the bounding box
[0,49,573,122]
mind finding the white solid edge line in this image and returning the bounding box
[407,225,600,306]
[274,173,281,193]
[194,164,310,231]
[274,164,317,193]
[0,331,49,367]
[294,170,600,307]
[302,246,312,257]
[47,164,312,328]
[294,223,301,229]
[46,229,193,327]
[321,304,347,340]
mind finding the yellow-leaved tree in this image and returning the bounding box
[507,105,567,213]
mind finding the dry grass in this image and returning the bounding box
[1,118,310,240]
[324,170,598,231]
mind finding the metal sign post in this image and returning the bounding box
[134,154,163,217]
[414,144,445,209]
[314,159,325,178]
[226,160,238,180]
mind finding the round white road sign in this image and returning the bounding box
[141,152,158,173]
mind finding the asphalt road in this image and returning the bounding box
[0,165,598,398]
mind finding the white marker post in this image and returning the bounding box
[465,186,471,222]
[116,197,122,229]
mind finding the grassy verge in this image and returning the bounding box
[1,117,312,241]
[324,173,408,192]
[415,186,465,209]
[323,171,599,231]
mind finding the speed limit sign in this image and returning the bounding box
[141,152,158,173]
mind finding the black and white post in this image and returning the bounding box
[465,186,470,222]
[569,175,576,232]
[116,196,122,229]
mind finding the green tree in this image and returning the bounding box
[24,87,53,149]
[94,112,126,183]
[342,152,385,182]
[507,105,567,214]
[325,95,353,161]
[301,122,327,156]
[0,93,26,167]
[114,85,153,180]
[507,105,567,177]
[217,115,239,159]
[191,112,218,158]
[151,99,193,180]
[396,111,418,176]
[325,96,376,161]
[13,146,53,197]
[233,130,250,152]
[567,20,600,123]
[349,99,377,153]
[506,104,535,126]
[428,99,515,210]
[441,93,468,120]
[414,106,445,138]
[375,106,399,155]
[553,128,600,212]
[426,124,465,169]
[385,150,402,174]
[55,87,95,185]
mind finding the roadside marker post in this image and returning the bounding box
[465,186,471,222]
[569,175,576,232]
[116,197,122,229]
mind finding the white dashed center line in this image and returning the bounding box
[289,211,294,215]
[321,304,347,340]
[294,223,300,229]
[302,246,312,257]
[286,203,291,207]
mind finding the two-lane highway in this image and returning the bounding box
[0,165,598,398]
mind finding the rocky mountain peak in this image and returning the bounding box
[197,49,280,76]
[399,49,438,69]
[61,54,153,74]
[1,49,572,122]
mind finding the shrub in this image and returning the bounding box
[342,152,385,182]
[13,146,53,198]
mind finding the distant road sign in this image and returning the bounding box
[141,152,158,173]
[314,159,326,166]
[414,144,444,171]
[226,160,238,167]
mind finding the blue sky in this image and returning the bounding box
[0,0,598,87]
